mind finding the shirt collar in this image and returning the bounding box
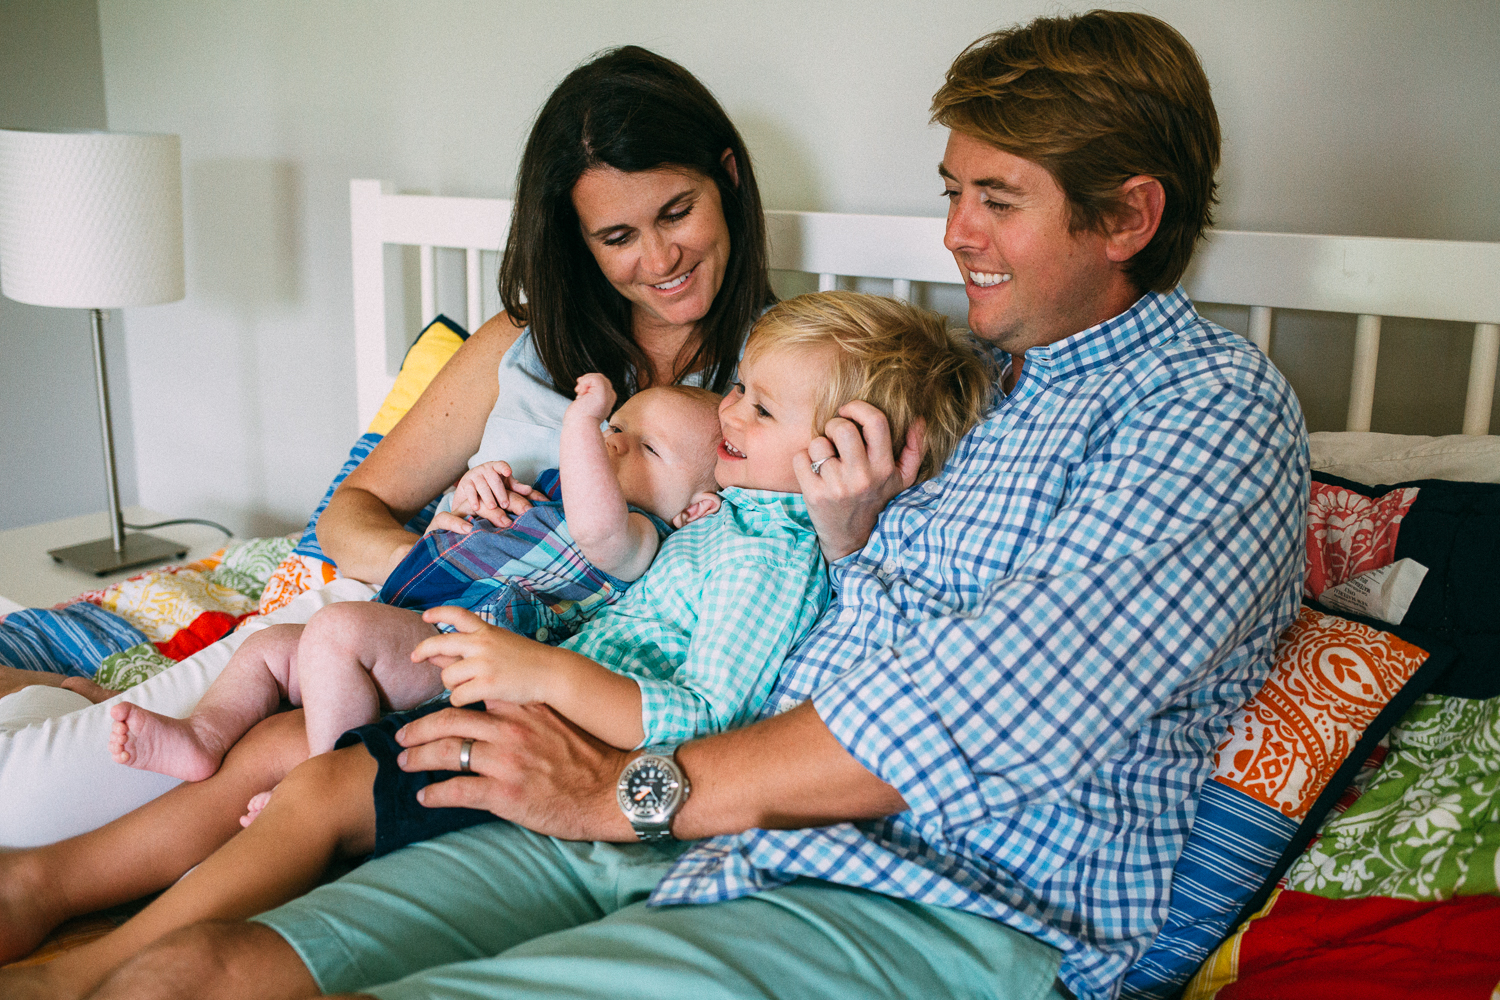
[1012,286,1195,388]
[718,487,815,530]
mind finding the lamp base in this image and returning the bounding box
[48,532,189,576]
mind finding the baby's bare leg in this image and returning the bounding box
[108,624,304,782]
[297,602,442,756]
[0,745,377,1000]
[0,709,309,967]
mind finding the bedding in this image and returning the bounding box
[1183,690,1500,999]
[1124,470,1500,998]
[0,315,467,845]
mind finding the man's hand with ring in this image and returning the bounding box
[395,701,635,842]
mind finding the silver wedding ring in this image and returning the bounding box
[458,737,475,773]
[809,458,828,476]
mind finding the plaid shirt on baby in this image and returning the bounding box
[378,470,669,644]
[651,288,1309,1000]
[564,488,829,747]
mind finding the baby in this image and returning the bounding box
[108,380,725,783]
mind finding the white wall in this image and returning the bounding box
[0,0,133,532]
[80,0,1500,537]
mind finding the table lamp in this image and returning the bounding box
[0,129,189,574]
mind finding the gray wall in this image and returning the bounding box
[0,0,139,531]
[8,1,1499,535]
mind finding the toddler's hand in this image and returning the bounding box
[451,461,536,528]
[567,373,617,425]
[414,606,552,707]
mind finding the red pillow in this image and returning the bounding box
[1304,480,1418,598]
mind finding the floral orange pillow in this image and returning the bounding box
[1120,604,1453,1000]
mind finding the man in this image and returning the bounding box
[94,11,1306,1000]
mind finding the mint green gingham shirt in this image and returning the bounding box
[561,488,828,748]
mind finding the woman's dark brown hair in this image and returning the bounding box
[498,46,774,399]
[932,11,1221,293]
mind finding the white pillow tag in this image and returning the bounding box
[1318,558,1429,625]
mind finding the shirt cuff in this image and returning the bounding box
[635,675,709,749]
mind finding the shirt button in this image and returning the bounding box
[883,559,899,576]
[535,627,549,642]
[777,694,799,714]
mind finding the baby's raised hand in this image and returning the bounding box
[451,461,536,528]
[567,373,617,425]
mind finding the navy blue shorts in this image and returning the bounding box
[335,698,499,858]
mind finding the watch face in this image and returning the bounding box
[618,756,683,824]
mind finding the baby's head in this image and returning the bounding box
[717,290,991,492]
[605,385,723,528]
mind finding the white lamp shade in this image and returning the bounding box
[0,130,184,309]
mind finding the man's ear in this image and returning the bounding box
[1103,175,1165,264]
[671,491,722,529]
[721,148,739,188]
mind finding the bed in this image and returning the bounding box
[3,180,1498,995]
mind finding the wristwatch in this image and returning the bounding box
[617,750,690,843]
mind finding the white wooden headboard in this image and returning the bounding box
[351,179,1500,436]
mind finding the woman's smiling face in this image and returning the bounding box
[715,342,838,495]
[571,164,732,344]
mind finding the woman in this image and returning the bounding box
[321,43,772,585]
[0,44,789,984]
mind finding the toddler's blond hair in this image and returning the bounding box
[744,291,991,482]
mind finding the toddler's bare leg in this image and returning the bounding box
[297,602,442,756]
[108,624,304,782]
[0,709,310,965]
[0,745,378,1000]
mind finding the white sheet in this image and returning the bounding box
[1310,431,1500,485]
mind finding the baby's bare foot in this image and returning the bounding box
[60,675,118,704]
[240,788,276,828]
[107,703,225,782]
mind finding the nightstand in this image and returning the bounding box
[0,508,229,612]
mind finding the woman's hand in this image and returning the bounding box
[424,510,474,536]
[414,607,554,706]
[794,402,925,562]
[395,701,635,842]
[450,461,537,528]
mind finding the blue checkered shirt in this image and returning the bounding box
[650,288,1309,1000]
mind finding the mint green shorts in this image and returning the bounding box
[252,821,1065,1000]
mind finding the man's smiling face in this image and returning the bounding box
[941,131,1130,358]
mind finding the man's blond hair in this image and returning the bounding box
[744,291,991,482]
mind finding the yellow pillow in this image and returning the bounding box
[367,315,469,436]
